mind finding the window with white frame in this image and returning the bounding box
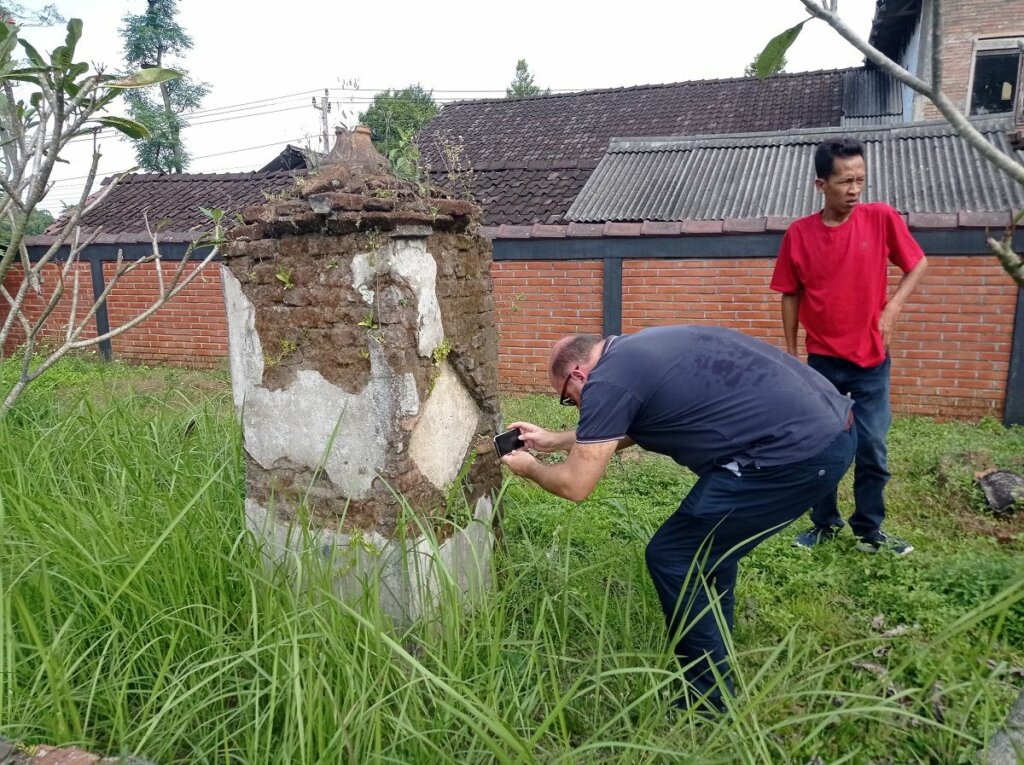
[969,38,1023,116]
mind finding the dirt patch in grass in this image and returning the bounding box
[83,368,231,410]
[936,449,1024,547]
[954,506,1024,548]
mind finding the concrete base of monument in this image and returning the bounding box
[244,495,496,626]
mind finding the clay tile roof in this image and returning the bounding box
[418,68,852,224]
[32,68,889,238]
[42,170,303,241]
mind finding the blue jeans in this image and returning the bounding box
[645,426,855,708]
[807,353,892,539]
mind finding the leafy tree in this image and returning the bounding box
[757,0,1024,287]
[0,2,63,26]
[0,17,223,414]
[358,84,438,158]
[120,0,208,173]
[0,206,51,245]
[506,59,549,98]
[744,52,786,77]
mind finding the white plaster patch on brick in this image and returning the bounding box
[221,266,265,412]
[350,252,375,305]
[388,238,444,358]
[398,372,420,416]
[246,495,495,626]
[224,279,424,500]
[350,239,443,358]
[408,363,480,489]
[366,341,420,416]
[243,369,388,499]
[407,495,495,618]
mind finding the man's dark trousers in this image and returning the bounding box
[807,353,891,539]
[645,426,855,709]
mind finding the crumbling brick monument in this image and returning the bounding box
[221,126,502,623]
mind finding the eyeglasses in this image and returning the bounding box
[559,366,578,407]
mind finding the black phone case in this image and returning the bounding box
[494,428,525,457]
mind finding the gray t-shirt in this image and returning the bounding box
[576,325,853,475]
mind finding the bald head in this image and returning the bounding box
[549,333,603,387]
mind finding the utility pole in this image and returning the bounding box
[311,89,331,152]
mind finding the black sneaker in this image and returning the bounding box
[856,532,913,556]
[793,525,840,548]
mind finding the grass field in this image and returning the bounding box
[1,357,1022,764]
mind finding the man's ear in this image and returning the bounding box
[814,177,826,193]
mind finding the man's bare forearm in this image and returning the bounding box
[519,458,587,501]
[518,439,619,501]
[781,293,801,356]
[550,429,578,453]
[889,256,928,312]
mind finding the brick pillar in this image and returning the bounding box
[222,127,502,624]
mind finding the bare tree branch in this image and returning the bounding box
[0,17,194,414]
[931,0,942,94]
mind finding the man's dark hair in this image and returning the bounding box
[551,334,603,378]
[814,138,865,180]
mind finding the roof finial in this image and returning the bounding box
[322,124,391,176]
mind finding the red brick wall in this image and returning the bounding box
[889,257,1017,419]
[921,0,1024,119]
[99,263,227,367]
[2,262,226,368]
[2,253,1019,421]
[618,256,1017,421]
[622,259,779,342]
[491,260,603,391]
[4,264,94,350]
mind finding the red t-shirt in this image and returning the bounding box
[770,202,924,368]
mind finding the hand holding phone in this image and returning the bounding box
[494,427,526,458]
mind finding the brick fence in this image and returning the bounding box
[5,241,1023,422]
[492,254,1020,421]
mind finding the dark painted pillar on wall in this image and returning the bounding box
[602,257,622,336]
[88,256,113,362]
[1005,288,1024,427]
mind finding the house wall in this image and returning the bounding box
[2,249,1019,422]
[901,2,925,121]
[920,0,1024,119]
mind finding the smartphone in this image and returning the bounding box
[494,427,526,457]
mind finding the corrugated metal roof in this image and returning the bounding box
[565,118,1024,222]
[841,68,902,126]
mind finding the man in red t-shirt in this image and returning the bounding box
[770,138,927,554]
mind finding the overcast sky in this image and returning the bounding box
[26,0,878,213]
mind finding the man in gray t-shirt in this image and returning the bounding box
[501,325,854,714]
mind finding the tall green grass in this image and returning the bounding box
[0,365,1022,763]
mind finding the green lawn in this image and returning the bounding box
[1,358,1022,764]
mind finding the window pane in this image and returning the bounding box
[970,52,1020,115]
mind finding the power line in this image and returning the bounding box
[188,103,311,127]
[186,89,321,117]
[36,81,573,191]
[178,99,312,125]
[55,85,561,147]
